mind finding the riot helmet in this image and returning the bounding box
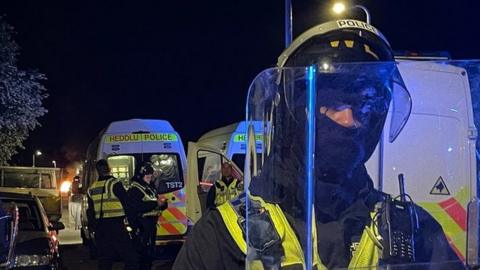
[278,20,410,179]
[278,20,394,67]
[246,19,411,209]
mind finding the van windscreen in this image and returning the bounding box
[151,154,183,194]
[107,153,184,194]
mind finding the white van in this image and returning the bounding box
[0,166,62,221]
[365,61,478,263]
[81,119,188,250]
[194,121,264,173]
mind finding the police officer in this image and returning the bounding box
[127,162,168,270]
[206,162,243,208]
[173,20,462,270]
[86,159,138,270]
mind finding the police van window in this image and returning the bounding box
[107,155,135,180]
[197,150,222,193]
[150,154,183,193]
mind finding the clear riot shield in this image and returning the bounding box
[244,61,472,269]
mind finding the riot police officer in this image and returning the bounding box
[173,20,462,270]
[86,159,138,270]
[127,162,167,270]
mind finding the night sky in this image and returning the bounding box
[1,0,480,169]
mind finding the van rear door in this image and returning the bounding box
[366,61,477,261]
[186,142,243,224]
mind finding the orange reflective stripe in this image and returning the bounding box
[439,197,467,231]
[419,188,469,262]
[159,211,184,234]
[156,188,188,236]
[168,207,187,221]
[159,220,180,234]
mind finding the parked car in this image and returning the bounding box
[0,201,18,270]
[0,192,64,269]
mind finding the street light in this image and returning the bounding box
[32,150,42,167]
[52,160,57,168]
[332,2,346,14]
[332,2,371,25]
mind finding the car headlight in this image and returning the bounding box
[14,254,51,267]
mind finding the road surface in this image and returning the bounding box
[58,201,178,269]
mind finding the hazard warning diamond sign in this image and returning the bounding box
[430,176,450,195]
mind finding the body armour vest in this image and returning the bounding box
[88,177,125,219]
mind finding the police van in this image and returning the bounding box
[81,119,189,251]
[365,60,479,264]
[186,121,263,223]
[186,61,480,265]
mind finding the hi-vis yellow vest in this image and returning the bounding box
[129,181,162,217]
[217,197,383,270]
[214,178,243,206]
[88,177,125,219]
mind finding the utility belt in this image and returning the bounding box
[96,215,125,224]
[123,217,157,253]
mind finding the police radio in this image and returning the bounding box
[378,174,419,264]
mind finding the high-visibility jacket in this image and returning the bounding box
[217,196,382,270]
[129,181,161,217]
[87,177,125,219]
[214,178,243,206]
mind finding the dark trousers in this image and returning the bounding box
[138,218,157,270]
[96,217,139,270]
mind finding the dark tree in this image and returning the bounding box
[0,16,47,165]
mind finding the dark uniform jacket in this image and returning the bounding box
[127,177,159,231]
[127,177,168,270]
